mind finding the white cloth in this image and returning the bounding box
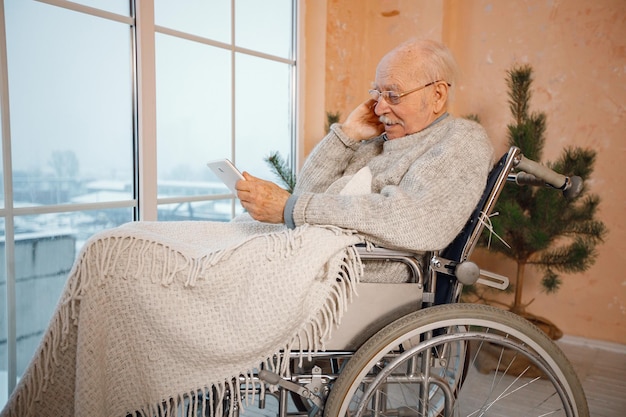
[339,166,372,195]
[1,218,363,417]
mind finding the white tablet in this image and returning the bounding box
[207,159,245,194]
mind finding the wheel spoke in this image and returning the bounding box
[324,304,588,417]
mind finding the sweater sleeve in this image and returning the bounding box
[293,124,364,194]
[291,119,494,251]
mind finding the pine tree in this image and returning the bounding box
[473,64,607,334]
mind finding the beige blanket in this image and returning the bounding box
[1,217,363,417]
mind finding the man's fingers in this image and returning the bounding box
[235,174,289,224]
[242,171,258,181]
[365,98,378,110]
[236,172,256,192]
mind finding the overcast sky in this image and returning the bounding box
[5,0,294,185]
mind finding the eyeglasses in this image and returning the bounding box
[369,80,450,105]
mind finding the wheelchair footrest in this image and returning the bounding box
[258,368,325,409]
[477,269,509,290]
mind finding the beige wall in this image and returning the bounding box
[300,0,626,344]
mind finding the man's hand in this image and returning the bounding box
[341,98,385,141]
[236,172,291,223]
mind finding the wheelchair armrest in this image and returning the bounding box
[356,245,424,287]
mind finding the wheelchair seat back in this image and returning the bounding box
[435,148,517,305]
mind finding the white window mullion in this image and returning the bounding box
[230,0,237,218]
[135,0,157,221]
[0,0,17,395]
[35,0,133,24]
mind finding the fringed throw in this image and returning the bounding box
[1,217,363,417]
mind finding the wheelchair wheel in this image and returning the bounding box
[324,303,588,417]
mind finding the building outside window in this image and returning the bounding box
[0,0,296,407]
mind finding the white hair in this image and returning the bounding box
[381,39,460,100]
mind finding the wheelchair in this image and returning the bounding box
[224,146,590,417]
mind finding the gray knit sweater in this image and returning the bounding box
[289,115,494,253]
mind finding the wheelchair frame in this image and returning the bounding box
[222,146,589,417]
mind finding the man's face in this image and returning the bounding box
[372,58,437,140]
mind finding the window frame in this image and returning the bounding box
[0,0,298,397]
[151,7,298,219]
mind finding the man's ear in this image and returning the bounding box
[432,81,449,113]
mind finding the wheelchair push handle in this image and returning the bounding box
[510,154,583,200]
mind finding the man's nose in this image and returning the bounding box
[373,98,389,115]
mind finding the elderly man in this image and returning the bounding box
[2,39,494,417]
[237,38,494,253]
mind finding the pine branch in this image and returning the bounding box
[560,219,607,243]
[464,114,481,123]
[325,111,341,133]
[264,151,296,193]
[507,65,533,125]
[541,270,561,294]
[551,147,597,181]
[535,237,598,273]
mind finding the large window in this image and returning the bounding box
[0,0,296,406]
[154,0,295,222]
